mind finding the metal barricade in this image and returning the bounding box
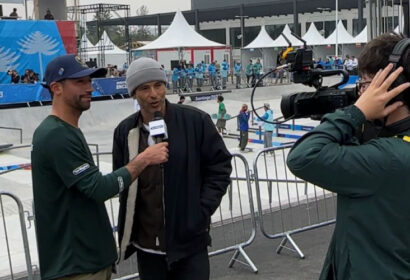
[0,149,257,279]
[208,153,257,272]
[0,191,34,280]
[107,153,258,279]
[253,145,336,259]
[0,126,23,144]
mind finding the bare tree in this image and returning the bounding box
[133,5,155,41]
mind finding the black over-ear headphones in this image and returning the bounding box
[388,37,410,89]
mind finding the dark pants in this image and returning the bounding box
[246,75,253,85]
[239,131,248,151]
[137,248,210,280]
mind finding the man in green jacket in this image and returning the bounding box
[287,33,410,279]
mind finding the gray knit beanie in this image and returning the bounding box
[126,57,167,95]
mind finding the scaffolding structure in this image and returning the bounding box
[367,0,409,40]
[67,3,131,67]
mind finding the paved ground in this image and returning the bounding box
[210,225,333,280]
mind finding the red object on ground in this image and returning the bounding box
[56,21,77,54]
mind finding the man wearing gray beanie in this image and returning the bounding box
[113,57,232,279]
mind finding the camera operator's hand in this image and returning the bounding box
[355,64,410,121]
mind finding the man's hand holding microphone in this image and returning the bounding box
[125,111,168,180]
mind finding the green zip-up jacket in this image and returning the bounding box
[287,105,410,280]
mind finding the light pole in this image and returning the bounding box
[235,15,249,48]
[335,0,339,57]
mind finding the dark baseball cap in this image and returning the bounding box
[43,54,107,87]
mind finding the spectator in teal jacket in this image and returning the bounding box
[195,63,204,89]
[234,61,242,89]
[245,60,253,87]
[252,58,262,87]
[260,103,274,148]
[221,59,229,89]
[172,66,179,93]
[208,62,217,89]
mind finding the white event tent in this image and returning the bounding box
[88,31,128,69]
[314,21,361,59]
[323,21,355,45]
[302,23,326,46]
[134,11,229,69]
[300,23,329,61]
[80,34,95,50]
[352,26,367,44]
[272,25,303,47]
[243,25,275,49]
[340,26,368,59]
[241,25,303,70]
[242,26,277,70]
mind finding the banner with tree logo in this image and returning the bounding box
[0,20,67,84]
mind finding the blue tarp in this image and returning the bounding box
[0,20,67,84]
[0,77,128,105]
[339,75,358,89]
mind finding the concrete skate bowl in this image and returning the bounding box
[0,99,135,145]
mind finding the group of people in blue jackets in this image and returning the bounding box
[314,57,344,70]
[171,59,243,93]
[172,61,207,93]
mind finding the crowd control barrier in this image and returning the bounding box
[93,153,259,279]
[1,142,340,279]
[253,145,336,258]
[0,191,34,280]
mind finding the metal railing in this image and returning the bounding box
[0,192,34,280]
[0,142,340,279]
[109,153,259,279]
[208,153,257,272]
[253,145,336,259]
[0,126,23,144]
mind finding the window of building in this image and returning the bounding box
[229,26,260,48]
[353,19,367,36]
[199,29,226,44]
[382,16,399,32]
[266,24,285,40]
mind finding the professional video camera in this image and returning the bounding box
[279,34,358,120]
[250,33,358,123]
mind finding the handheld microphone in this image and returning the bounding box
[149,111,168,144]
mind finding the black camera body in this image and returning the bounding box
[281,87,357,120]
[280,40,358,120]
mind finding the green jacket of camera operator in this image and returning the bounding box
[287,104,410,280]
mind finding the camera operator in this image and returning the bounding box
[21,69,39,84]
[7,69,20,84]
[287,33,410,279]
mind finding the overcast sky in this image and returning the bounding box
[1,0,191,19]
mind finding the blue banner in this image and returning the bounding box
[92,77,128,95]
[0,78,128,105]
[0,83,45,103]
[0,20,67,84]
